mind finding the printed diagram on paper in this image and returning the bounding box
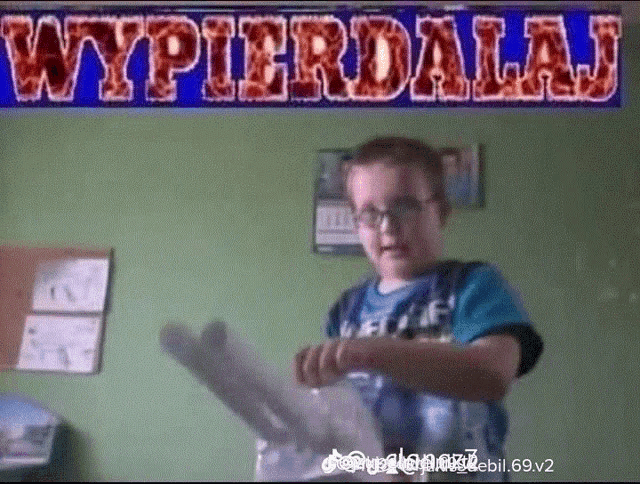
[16,315,102,373]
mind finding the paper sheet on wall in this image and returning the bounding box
[31,258,110,313]
[16,315,102,374]
[315,200,359,245]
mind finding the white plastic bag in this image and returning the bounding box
[160,321,388,482]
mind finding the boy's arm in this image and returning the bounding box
[294,333,521,402]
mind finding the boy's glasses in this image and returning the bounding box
[353,197,437,229]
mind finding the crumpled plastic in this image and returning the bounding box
[160,321,388,482]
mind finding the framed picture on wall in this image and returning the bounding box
[440,145,484,209]
[312,149,364,255]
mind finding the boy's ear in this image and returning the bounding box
[439,208,451,230]
[439,199,452,228]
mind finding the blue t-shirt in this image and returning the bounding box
[325,261,543,480]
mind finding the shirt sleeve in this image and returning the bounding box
[452,264,544,377]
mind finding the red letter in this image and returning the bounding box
[472,16,520,100]
[67,16,143,102]
[202,15,235,101]
[238,16,287,102]
[1,15,85,101]
[289,15,348,101]
[411,16,469,102]
[519,16,576,101]
[146,16,200,102]
[577,15,621,101]
[349,15,411,101]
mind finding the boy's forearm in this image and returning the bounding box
[336,336,517,402]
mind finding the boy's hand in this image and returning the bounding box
[294,339,366,387]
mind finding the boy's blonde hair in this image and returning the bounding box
[341,136,451,224]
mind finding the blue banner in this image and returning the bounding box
[0,6,622,107]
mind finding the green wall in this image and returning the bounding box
[1,26,639,483]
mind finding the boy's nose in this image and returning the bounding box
[379,213,402,234]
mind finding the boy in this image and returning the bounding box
[294,137,543,481]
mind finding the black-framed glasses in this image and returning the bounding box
[353,196,438,229]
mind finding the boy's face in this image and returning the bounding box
[349,160,445,284]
